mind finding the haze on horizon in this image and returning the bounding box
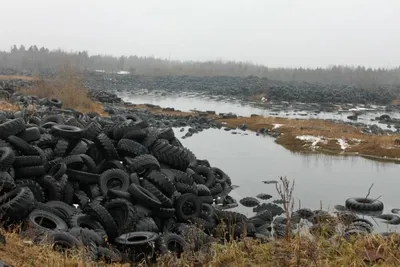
[0,0,399,69]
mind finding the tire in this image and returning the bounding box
[151,140,191,171]
[0,171,16,193]
[127,154,160,174]
[194,166,215,187]
[239,197,260,208]
[122,129,147,141]
[46,231,81,251]
[69,227,106,246]
[256,193,272,200]
[107,189,132,201]
[48,163,67,180]
[114,231,159,246]
[28,209,68,235]
[375,214,400,225]
[7,135,36,155]
[84,122,102,141]
[99,169,130,195]
[145,170,176,197]
[197,184,211,196]
[0,147,15,171]
[212,167,229,184]
[174,193,202,222]
[128,184,162,210]
[104,198,138,235]
[84,202,118,240]
[141,179,173,208]
[36,175,62,201]
[16,127,41,142]
[14,156,42,168]
[117,139,149,157]
[45,201,79,221]
[135,217,159,232]
[0,118,25,138]
[95,133,119,160]
[69,213,104,231]
[0,187,35,223]
[345,197,384,212]
[161,233,187,255]
[16,179,44,202]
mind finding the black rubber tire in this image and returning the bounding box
[345,197,384,212]
[256,193,272,200]
[0,118,25,138]
[0,187,35,223]
[141,179,173,208]
[16,179,45,202]
[214,210,248,224]
[212,167,229,184]
[16,127,41,142]
[151,140,191,171]
[69,227,106,246]
[99,169,130,195]
[127,154,160,174]
[67,169,100,184]
[28,209,68,235]
[52,139,69,158]
[161,233,187,256]
[114,231,159,246]
[84,202,118,240]
[174,193,202,222]
[197,184,211,196]
[117,139,149,157]
[14,165,46,178]
[0,147,15,171]
[95,133,119,160]
[135,217,159,232]
[46,231,82,251]
[36,175,62,201]
[51,124,84,140]
[240,197,260,208]
[122,129,147,141]
[0,171,16,193]
[84,121,102,141]
[7,135,37,155]
[375,214,400,225]
[69,213,104,231]
[13,156,42,168]
[69,140,89,155]
[104,198,138,235]
[48,163,67,180]
[128,183,162,210]
[194,166,215,187]
[107,189,132,201]
[145,170,176,197]
[175,182,198,195]
[45,201,78,221]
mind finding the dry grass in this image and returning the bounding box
[18,66,106,116]
[0,101,19,111]
[2,220,400,266]
[392,99,400,105]
[218,116,400,159]
[0,75,39,81]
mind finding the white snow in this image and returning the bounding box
[117,71,130,75]
[272,124,283,129]
[95,69,105,73]
[337,138,349,150]
[296,135,323,148]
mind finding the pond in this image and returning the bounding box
[173,127,400,233]
[121,91,400,130]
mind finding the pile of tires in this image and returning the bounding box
[0,108,254,264]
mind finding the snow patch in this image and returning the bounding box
[117,71,130,75]
[272,124,283,129]
[296,135,323,148]
[337,138,349,150]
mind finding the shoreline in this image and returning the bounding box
[128,103,400,163]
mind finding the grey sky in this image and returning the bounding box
[0,0,399,68]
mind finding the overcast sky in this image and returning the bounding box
[0,0,399,68]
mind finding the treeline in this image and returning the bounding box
[1,45,400,88]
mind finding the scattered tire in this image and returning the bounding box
[345,197,384,212]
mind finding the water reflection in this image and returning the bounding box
[173,127,400,232]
